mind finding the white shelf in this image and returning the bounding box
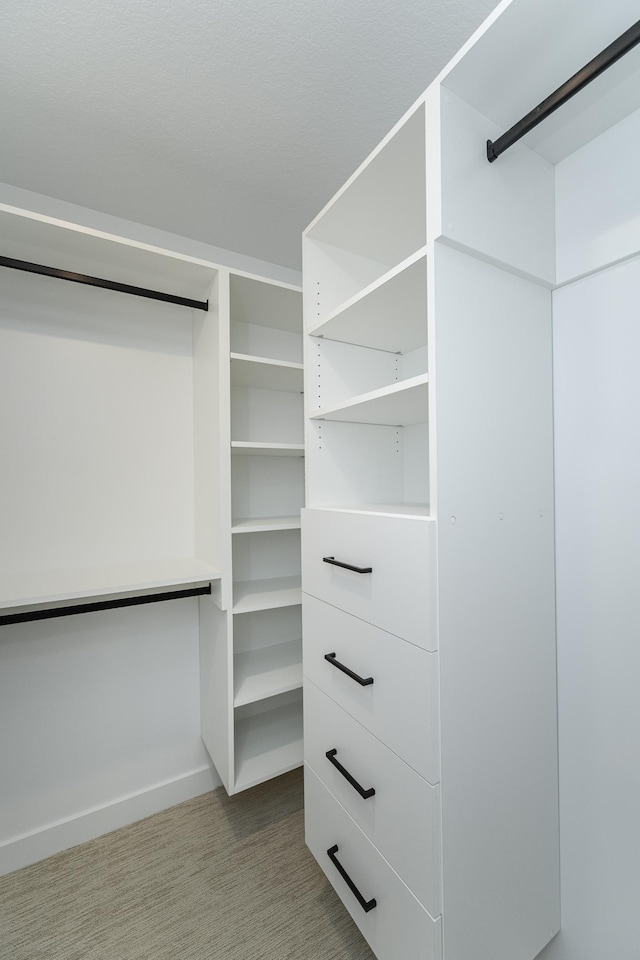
[234,699,304,792]
[309,248,428,354]
[310,503,433,520]
[0,557,221,613]
[0,205,216,302]
[234,639,303,707]
[231,441,305,457]
[233,576,302,613]
[310,374,429,426]
[231,516,301,534]
[230,353,304,392]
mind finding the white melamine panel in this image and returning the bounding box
[199,596,233,793]
[309,249,428,354]
[234,690,303,792]
[231,454,304,520]
[556,105,640,282]
[230,321,303,364]
[439,87,555,284]
[234,638,302,706]
[305,766,442,960]
[0,270,196,578]
[305,681,441,915]
[311,375,428,427]
[302,509,436,649]
[306,103,426,270]
[303,595,439,781]
[231,441,304,456]
[232,577,302,614]
[0,206,216,300]
[230,354,303,392]
[433,244,559,960]
[231,385,303,444]
[232,529,301,583]
[229,273,302,332]
[547,260,640,960]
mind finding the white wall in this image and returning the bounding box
[0,599,218,875]
[538,112,640,960]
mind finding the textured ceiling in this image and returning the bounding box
[0,0,499,269]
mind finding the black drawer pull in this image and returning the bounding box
[326,749,375,799]
[327,845,377,912]
[324,653,374,686]
[323,556,372,574]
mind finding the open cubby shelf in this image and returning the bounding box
[234,638,302,707]
[233,698,304,793]
[230,353,303,392]
[309,247,428,354]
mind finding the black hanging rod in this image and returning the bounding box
[0,584,212,627]
[0,255,209,311]
[487,17,640,162]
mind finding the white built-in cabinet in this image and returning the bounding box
[0,206,303,802]
[302,0,640,957]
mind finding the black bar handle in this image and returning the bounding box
[323,556,372,574]
[326,749,375,799]
[324,653,373,686]
[327,844,377,912]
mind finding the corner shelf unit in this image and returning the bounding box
[200,272,305,795]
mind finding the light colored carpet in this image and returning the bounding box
[0,769,375,960]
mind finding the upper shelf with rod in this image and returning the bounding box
[440,0,640,165]
[0,205,217,306]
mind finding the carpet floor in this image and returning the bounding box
[0,768,375,960]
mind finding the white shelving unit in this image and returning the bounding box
[200,272,304,795]
[300,7,574,955]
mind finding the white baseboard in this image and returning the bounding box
[0,765,221,878]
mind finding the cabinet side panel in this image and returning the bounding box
[193,272,226,571]
[438,87,556,285]
[547,260,640,960]
[433,244,559,960]
[199,596,233,793]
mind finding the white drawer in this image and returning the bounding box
[305,765,442,960]
[305,680,442,916]
[303,594,439,784]
[301,508,437,650]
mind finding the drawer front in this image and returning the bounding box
[305,680,442,916]
[301,508,437,650]
[305,765,442,960]
[303,594,439,783]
